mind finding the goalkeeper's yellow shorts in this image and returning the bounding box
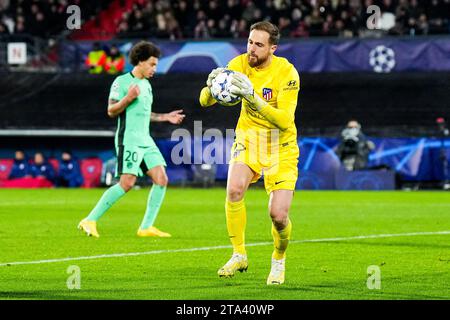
[229,139,299,194]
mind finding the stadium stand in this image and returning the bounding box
[0,0,111,38]
[48,158,60,174]
[1,0,449,40]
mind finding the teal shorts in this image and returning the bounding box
[116,144,167,177]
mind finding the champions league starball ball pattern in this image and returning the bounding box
[210,69,242,106]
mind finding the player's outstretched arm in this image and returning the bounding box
[151,110,185,124]
[107,84,140,118]
[199,67,225,107]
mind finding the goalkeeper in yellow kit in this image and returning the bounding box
[199,21,300,285]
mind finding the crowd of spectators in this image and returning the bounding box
[1,0,449,40]
[0,0,109,38]
[117,0,450,39]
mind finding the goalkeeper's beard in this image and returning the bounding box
[247,53,268,68]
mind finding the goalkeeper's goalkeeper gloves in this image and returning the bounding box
[229,72,267,111]
[200,67,225,107]
[206,67,225,88]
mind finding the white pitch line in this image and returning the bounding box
[1,230,449,267]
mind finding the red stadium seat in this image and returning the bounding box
[80,158,103,188]
[0,159,14,181]
[48,158,59,174]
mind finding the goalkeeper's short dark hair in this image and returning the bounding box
[129,41,161,66]
[250,21,280,45]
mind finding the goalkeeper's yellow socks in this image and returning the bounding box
[86,184,126,221]
[225,198,247,255]
[271,219,292,260]
[139,184,167,230]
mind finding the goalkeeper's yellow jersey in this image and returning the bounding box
[227,53,300,147]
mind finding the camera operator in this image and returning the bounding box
[335,120,375,171]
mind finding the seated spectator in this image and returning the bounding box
[85,42,107,74]
[8,150,31,179]
[104,45,125,74]
[30,152,56,183]
[57,151,83,188]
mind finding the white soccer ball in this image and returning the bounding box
[210,69,242,106]
[369,45,396,73]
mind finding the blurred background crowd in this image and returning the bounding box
[0,0,108,38]
[1,0,449,40]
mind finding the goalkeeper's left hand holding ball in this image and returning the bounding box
[206,67,225,91]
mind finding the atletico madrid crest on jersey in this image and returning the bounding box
[262,88,272,101]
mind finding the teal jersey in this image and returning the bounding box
[109,72,154,147]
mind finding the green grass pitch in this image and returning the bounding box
[0,188,449,300]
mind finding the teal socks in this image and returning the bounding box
[139,184,167,229]
[86,184,126,221]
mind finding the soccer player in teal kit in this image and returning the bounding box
[78,41,185,238]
